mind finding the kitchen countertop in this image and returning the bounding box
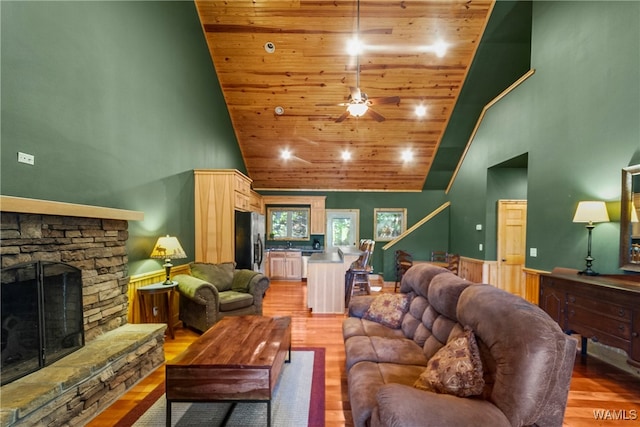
[308,251,343,263]
[308,247,364,263]
[266,247,324,253]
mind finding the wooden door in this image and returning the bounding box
[497,200,527,296]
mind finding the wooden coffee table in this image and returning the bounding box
[165,316,291,426]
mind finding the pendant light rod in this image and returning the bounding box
[356,0,360,90]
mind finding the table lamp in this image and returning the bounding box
[572,201,609,276]
[150,235,187,284]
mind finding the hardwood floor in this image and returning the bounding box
[88,279,640,427]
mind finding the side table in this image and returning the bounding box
[137,281,178,339]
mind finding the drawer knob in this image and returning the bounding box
[618,324,625,332]
[569,296,576,303]
[633,332,639,338]
[591,336,599,342]
[618,309,626,317]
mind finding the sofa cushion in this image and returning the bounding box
[219,291,254,311]
[345,335,428,370]
[343,317,406,341]
[363,293,411,329]
[414,327,484,397]
[190,262,235,292]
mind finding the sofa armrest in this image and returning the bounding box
[348,295,376,318]
[174,274,220,307]
[246,273,270,313]
[371,384,510,427]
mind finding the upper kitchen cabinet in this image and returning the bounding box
[194,169,256,263]
[262,195,326,235]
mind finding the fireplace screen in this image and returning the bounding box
[1,261,84,386]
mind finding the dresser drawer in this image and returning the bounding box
[568,306,631,340]
[567,293,631,321]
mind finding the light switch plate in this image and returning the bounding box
[18,152,35,165]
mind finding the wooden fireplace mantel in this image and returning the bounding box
[0,195,144,221]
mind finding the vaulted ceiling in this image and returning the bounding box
[194,0,531,191]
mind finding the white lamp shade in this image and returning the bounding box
[347,102,368,117]
[150,235,187,259]
[572,201,610,224]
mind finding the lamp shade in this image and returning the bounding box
[572,201,610,224]
[347,102,368,117]
[632,202,639,223]
[150,235,187,260]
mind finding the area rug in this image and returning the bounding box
[115,347,325,427]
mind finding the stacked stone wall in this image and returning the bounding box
[0,212,129,341]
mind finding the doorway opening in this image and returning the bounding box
[487,153,529,295]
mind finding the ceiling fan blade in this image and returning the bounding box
[368,96,400,106]
[366,108,386,122]
[335,111,351,123]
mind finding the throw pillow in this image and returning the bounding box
[413,327,484,397]
[190,262,235,292]
[363,293,411,329]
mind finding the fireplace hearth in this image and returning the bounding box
[1,261,84,386]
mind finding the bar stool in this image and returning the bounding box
[345,240,374,307]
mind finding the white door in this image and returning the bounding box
[326,210,359,252]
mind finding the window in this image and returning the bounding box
[267,207,310,240]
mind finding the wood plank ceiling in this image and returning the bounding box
[195,0,495,191]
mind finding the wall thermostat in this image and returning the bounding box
[264,42,276,53]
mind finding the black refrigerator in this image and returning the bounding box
[235,211,265,272]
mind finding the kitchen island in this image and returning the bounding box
[307,247,363,313]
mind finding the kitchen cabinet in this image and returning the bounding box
[310,197,326,234]
[194,169,252,264]
[268,251,302,280]
[262,195,326,235]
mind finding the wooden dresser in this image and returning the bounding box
[539,272,640,367]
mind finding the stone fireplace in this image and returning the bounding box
[0,196,165,426]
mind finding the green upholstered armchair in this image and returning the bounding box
[173,262,270,333]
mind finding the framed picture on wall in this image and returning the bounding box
[374,208,407,241]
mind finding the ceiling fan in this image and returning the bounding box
[332,87,400,123]
[321,0,400,123]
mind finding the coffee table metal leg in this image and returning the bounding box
[267,400,271,427]
[166,400,171,427]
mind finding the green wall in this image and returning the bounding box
[3,1,639,280]
[448,1,640,275]
[1,1,245,275]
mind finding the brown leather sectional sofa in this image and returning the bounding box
[343,263,577,427]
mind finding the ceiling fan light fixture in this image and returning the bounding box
[347,102,368,117]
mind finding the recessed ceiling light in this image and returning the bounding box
[346,36,364,56]
[264,42,276,53]
[281,149,291,160]
[415,105,427,117]
[274,106,284,115]
[432,40,448,58]
[421,39,449,58]
[401,149,413,162]
[341,151,352,161]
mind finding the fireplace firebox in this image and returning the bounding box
[1,261,84,386]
